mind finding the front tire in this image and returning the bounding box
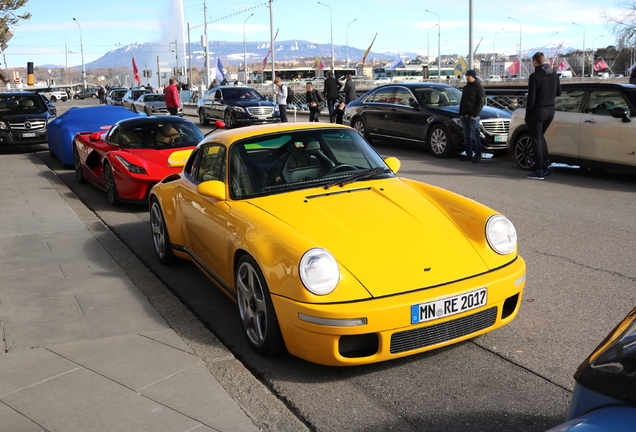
[352,118,371,142]
[74,95,80,100]
[198,109,209,126]
[150,198,177,265]
[103,162,122,206]
[236,255,284,355]
[514,133,535,170]
[73,145,87,184]
[224,110,236,128]
[428,124,453,158]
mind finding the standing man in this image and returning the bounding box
[163,77,181,116]
[305,82,324,122]
[525,52,561,180]
[323,71,342,123]
[458,69,485,163]
[343,74,356,105]
[273,76,288,123]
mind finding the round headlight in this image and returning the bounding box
[486,215,517,255]
[299,248,340,295]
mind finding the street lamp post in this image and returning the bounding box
[425,10,441,79]
[507,17,522,76]
[346,18,357,69]
[572,22,586,77]
[243,13,254,83]
[72,18,86,90]
[427,23,438,77]
[317,2,334,72]
[493,27,504,76]
[592,34,604,76]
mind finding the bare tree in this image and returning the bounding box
[603,0,636,45]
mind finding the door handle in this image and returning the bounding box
[584,119,597,123]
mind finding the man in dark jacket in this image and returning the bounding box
[343,74,356,104]
[458,69,485,163]
[323,71,342,123]
[525,51,562,180]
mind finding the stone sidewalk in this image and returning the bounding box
[0,149,308,432]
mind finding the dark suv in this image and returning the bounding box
[0,92,56,147]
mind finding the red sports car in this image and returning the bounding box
[73,116,207,205]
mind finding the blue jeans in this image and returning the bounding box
[460,116,481,158]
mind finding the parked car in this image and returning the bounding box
[73,115,215,205]
[106,88,128,106]
[74,87,98,100]
[130,93,183,116]
[47,105,144,166]
[121,89,152,111]
[483,75,503,83]
[26,87,68,102]
[371,77,392,86]
[197,86,279,128]
[148,122,525,366]
[507,83,636,174]
[343,82,512,157]
[0,91,56,147]
[545,305,636,431]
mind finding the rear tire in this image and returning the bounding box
[199,109,209,126]
[73,145,87,184]
[103,162,122,206]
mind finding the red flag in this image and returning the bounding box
[557,58,571,72]
[594,59,609,71]
[132,56,140,84]
[506,58,520,75]
[262,29,279,69]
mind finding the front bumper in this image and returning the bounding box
[272,256,526,366]
[0,129,48,146]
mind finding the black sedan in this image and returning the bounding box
[197,86,280,128]
[343,83,511,157]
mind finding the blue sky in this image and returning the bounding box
[2,0,622,68]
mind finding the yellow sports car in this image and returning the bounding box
[149,122,526,366]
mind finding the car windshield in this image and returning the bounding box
[113,120,204,149]
[143,94,164,102]
[0,95,47,114]
[110,90,127,98]
[228,128,393,199]
[413,86,463,106]
[223,88,263,101]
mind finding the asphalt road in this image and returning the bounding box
[26,98,636,431]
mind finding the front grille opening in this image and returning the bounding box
[501,293,520,320]
[339,333,379,358]
[390,307,498,354]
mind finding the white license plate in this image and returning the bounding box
[22,132,36,137]
[494,135,507,142]
[256,115,268,119]
[410,288,487,324]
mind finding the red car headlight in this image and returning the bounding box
[114,155,147,175]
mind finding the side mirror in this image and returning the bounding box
[89,132,102,142]
[197,180,227,201]
[204,120,226,137]
[610,107,631,123]
[384,156,401,174]
[409,98,420,110]
[167,148,195,168]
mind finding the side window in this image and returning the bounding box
[195,145,226,183]
[393,88,415,107]
[554,90,585,113]
[587,90,631,116]
[184,148,201,179]
[214,90,222,100]
[367,87,396,104]
[106,126,121,146]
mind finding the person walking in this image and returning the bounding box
[343,74,356,104]
[305,82,324,122]
[97,86,106,104]
[323,71,342,123]
[273,77,288,123]
[163,77,181,116]
[525,52,562,180]
[458,69,485,163]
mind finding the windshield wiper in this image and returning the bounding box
[324,167,391,189]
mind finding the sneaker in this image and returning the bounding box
[543,165,554,177]
[527,172,544,180]
[459,155,472,161]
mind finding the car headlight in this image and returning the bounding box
[451,118,462,127]
[114,155,147,174]
[0,121,7,130]
[232,106,245,113]
[299,248,340,295]
[485,214,517,255]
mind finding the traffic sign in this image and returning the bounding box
[14,77,20,83]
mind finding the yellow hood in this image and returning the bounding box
[250,180,489,298]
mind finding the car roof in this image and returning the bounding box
[0,91,46,97]
[373,82,455,89]
[561,83,636,90]
[115,115,193,129]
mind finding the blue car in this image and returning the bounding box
[546,307,636,431]
[47,105,144,166]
